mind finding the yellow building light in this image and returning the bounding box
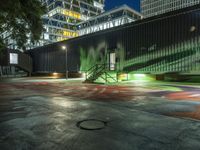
[62,10,81,19]
[63,31,79,37]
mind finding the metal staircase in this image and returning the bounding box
[84,64,118,83]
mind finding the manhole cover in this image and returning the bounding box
[77,119,107,130]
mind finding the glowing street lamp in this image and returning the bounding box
[62,45,68,79]
[62,46,66,50]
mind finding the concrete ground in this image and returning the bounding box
[1,77,200,150]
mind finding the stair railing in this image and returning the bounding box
[85,63,117,83]
[86,64,105,80]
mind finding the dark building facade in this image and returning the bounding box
[29,5,200,76]
[0,49,32,77]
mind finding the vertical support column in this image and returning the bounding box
[116,72,119,82]
[0,66,2,77]
[105,72,107,83]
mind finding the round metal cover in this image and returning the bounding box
[77,119,106,130]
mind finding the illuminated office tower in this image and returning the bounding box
[141,0,200,18]
[32,0,105,48]
[78,5,143,36]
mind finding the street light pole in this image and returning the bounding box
[65,47,68,79]
[62,45,68,79]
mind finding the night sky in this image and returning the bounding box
[105,0,140,12]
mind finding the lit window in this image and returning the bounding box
[10,53,18,64]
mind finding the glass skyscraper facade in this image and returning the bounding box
[141,0,200,18]
[34,0,105,48]
[3,0,142,51]
[77,5,143,36]
[2,0,105,50]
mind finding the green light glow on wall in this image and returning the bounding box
[128,73,155,81]
[134,74,146,78]
[122,37,200,73]
[80,42,106,71]
[80,48,97,71]
[117,73,128,81]
[94,72,155,83]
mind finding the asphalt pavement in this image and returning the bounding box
[1,78,200,150]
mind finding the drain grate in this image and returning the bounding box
[76,119,107,130]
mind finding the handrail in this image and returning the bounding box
[86,64,104,77]
[86,64,98,79]
[87,63,115,73]
[85,63,117,83]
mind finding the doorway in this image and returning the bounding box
[109,52,116,71]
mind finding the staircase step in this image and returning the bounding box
[84,64,117,83]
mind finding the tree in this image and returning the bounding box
[0,0,46,51]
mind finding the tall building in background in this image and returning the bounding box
[31,0,105,48]
[141,0,200,18]
[3,0,142,50]
[2,0,105,50]
[77,5,143,36]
